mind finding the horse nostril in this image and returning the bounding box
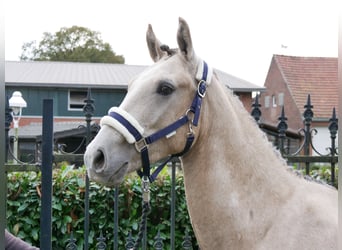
[93,149,106,173]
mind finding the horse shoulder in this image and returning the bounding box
[259,181,337,249]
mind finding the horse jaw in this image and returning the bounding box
[84,125,138,187]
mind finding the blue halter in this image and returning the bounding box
[106,61,210,182]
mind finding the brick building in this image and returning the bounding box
[259,54,338,155]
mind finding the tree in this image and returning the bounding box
[20,26,125,63]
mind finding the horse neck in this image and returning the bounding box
[181,76,296,241]
[182,76,291,186]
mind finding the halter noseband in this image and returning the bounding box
[100,60,213,183]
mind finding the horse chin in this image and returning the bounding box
[87,162,129,187]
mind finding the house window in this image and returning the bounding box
[278,93,284,106]
[69,90,87,110]
[265,96,270,108]
[272,95,277,107]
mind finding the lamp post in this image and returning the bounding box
[9,91,27,163]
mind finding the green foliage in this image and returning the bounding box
[309,164,338,188]
[7,165,197,249]
[291,164,338,188]
[7,171,41,246]
[20,26,125,64]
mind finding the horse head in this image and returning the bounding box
[84,18,212,186]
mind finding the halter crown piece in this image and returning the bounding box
[100,59,213,183]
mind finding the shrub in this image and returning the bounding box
[7,163,337,249]
[6,165,197,249]
[309,164,338,188]
[291,164,338,188]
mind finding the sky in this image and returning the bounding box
[4,0,339,86]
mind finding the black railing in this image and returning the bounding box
[40,99,53,250]
[83,88,94,250]
[251,94,338,186]
[4,89,196,249]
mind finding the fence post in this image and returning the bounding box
[0,62,6,249]
[277,106,288,155]
[40,99,54,250]
[83,88,95,250]
[328,108,338,186]
[5,96,13,162]
[303,95,314,175]
[251,95,261,123]
[113,188,119,250]
[170,159,176,250]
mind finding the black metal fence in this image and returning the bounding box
[251,94,338,186]
[3,90,338,249]
[4,90,196,249]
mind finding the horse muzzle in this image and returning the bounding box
[84,127,132,187]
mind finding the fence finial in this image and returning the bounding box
[251,94,261,123]
[5,95,13,162]
[328,107,338,140]
[83,88,95,127]
[96,231,107,250]
[303,94,314,125]
[277,106,288,154]
[66,232,77,250]
[125,231,135,250]
[278,106,288,136]
[182,231,193,250]
[153,230,164,250]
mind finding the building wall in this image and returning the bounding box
[259,56,338,157]
[5,86,127,118]
[235,92,253,112]
[259,57,303,130]
[311,126,338,156]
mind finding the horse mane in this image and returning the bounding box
[160,44,177,56]
[212,72,335,189]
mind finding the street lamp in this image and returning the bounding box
[9,91,27,163]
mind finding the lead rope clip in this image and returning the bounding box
[142,176,150,203]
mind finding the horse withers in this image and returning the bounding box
[84,18,337,249]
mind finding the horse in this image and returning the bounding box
[84,18,337,249]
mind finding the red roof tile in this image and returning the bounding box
[274,55,338,119]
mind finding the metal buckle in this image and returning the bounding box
[135,138,148,152]
[197,80,207,98]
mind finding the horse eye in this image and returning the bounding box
[157,81,175,96]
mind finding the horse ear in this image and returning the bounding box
[177,17,195,61]
[146,24,166,62]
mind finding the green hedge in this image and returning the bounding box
[6,164,337,249]
[292,164,338,188]
[7,165,197,249]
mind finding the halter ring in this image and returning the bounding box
[184,109,195,135]
[185,109,195,123]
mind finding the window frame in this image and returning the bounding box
[68,89,88,111]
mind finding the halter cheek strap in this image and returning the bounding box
[100,60,212,182]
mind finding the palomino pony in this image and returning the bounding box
[84,18,337,249]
